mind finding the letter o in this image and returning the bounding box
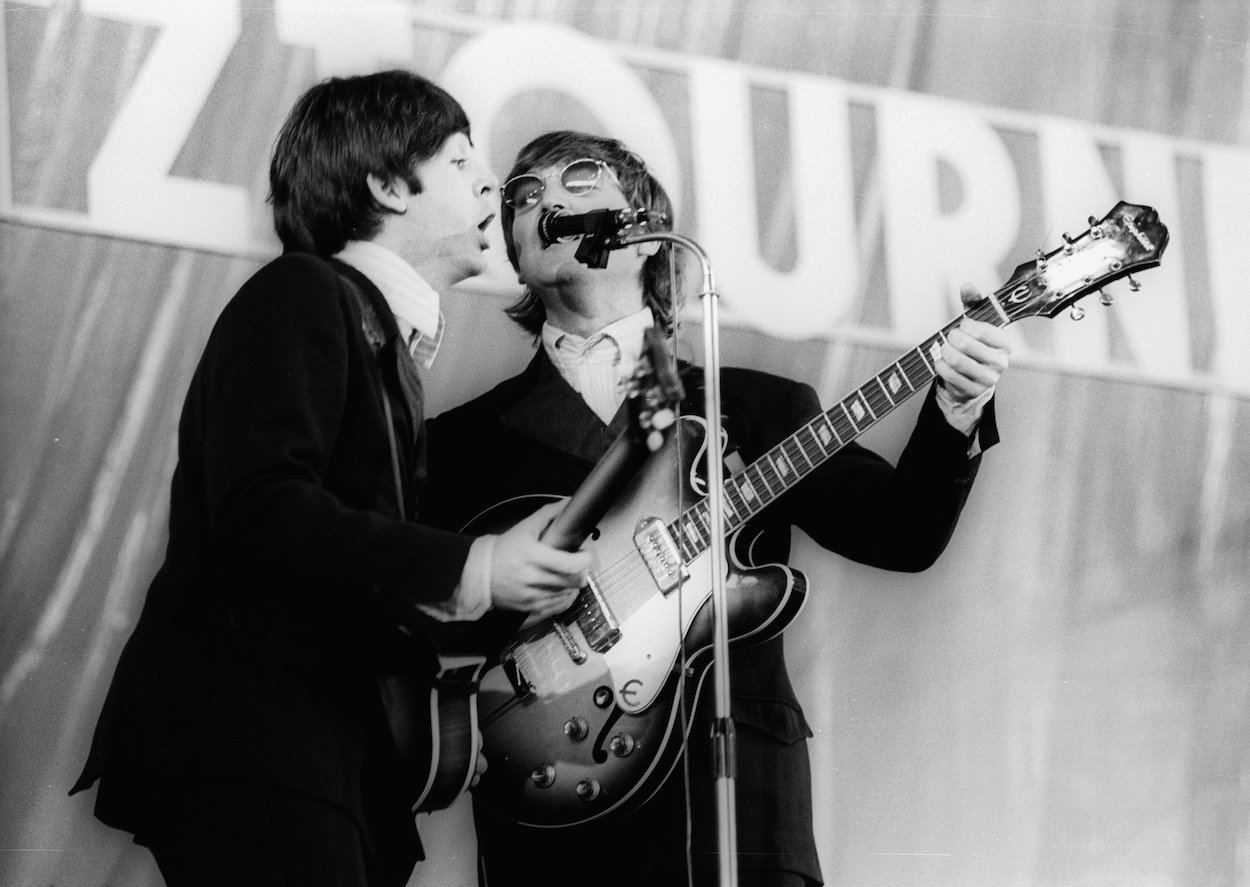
[440,22,682,208]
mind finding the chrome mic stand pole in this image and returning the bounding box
[620,230,738,887]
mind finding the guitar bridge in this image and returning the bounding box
[634,517,686,594]
[551,618,588,663]
[572,574,620,653]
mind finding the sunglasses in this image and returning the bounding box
[501,158,622,209]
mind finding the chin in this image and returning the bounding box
[461,253,489,279]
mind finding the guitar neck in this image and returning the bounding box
[668,300,1003,561]
[543,430,653,551]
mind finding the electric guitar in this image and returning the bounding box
[467,201,1169,828]
[392,326,684,815]
[380,649,489,814]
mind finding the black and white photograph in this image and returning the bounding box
[1,2,1246,885]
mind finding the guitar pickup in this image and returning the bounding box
[634,517,687,595]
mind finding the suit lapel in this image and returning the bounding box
[333,260,427,501]
[500,352,629,464]
[390,340,428,486]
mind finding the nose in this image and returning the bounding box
[474,159,499,201]
[538,182,568,214]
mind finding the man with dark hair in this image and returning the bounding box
[496,130,683,336]
[70,73,592,887]
[423,130,1011,886]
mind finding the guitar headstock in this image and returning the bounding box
[624,325,685,452]
[994,201,1169,323]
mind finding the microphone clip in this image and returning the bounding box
[538,207,654,268]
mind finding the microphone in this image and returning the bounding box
[537,207,652,247]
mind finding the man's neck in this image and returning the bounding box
[366,229,470,294]
[543,283,646,339]
[334,239,441,345]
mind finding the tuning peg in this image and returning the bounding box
[1088,216,1098,226]
[1061,232,1075,255]
[1127,274,1141,292]
[1070,305,1086,321]
[1099,290,1114,306]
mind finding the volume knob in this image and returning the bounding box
[530,764,556,788]
[564,717,589,741]
[575,778,602,801]
[609,733,636,757]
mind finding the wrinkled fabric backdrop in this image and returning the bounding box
[2,2,1249,886]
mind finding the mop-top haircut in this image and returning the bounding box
[268,69,471,256]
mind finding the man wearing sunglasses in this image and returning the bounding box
[424,130,1010,887]
[69,75,593,887]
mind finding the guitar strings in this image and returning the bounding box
[510,324,959,680]
[500,297,1020,705]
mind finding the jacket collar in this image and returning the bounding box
[500,351,632,463]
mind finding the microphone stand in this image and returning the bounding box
[614,229,738,887]
[556,208,737,885]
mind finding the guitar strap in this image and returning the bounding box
[347,273,490,813]
[346,275,409,521]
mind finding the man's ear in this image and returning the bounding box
[366,173,408,215]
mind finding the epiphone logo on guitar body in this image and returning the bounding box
[470,202,1170,829]
[618,679,645,706]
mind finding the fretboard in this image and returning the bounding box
[668,301,1002,562]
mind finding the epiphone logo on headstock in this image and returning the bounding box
[1124,216,1157,252]
[1005,283,1033,304]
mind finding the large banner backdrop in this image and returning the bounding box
[2,2,1248,885]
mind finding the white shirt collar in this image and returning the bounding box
[334,240,443,365]
[541,306,656,364]
[541,307,656,424]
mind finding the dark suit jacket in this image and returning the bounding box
[72,253,475,882]
[423,350,997,885]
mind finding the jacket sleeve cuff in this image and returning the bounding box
[414,534,494,622]
[933,382,999,457]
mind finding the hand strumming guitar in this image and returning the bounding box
[488,500,592,619]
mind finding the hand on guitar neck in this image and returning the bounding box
[933,282,1013,426]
